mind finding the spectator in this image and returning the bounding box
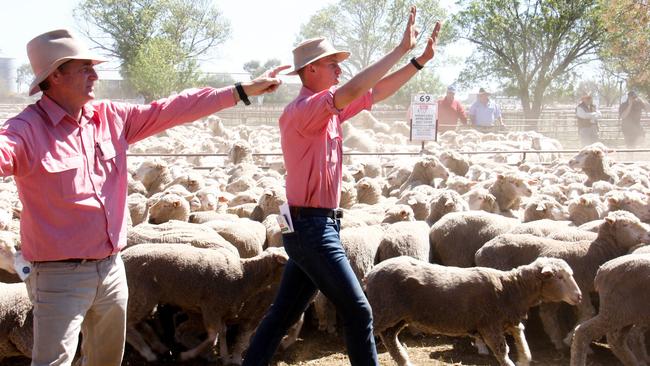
[437,84,467,134]
[576,94,601,147]
[468,87,504,131]
[619,90,648,148]
[1,29,286,366]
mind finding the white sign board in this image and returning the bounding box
[409,94,437,141]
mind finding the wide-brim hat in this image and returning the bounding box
[27,29,107,96]
[478,87,491,95]
[286,37,350,75]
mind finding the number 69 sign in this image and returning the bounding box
[410,93,437,141]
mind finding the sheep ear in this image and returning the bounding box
[604,216,615,225]
[497,174,504,180]
[407,198,417,205]
[540,266,554,279]
[536,203,546,211]
[580,197,587,204]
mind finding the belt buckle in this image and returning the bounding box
[334,209,343,219]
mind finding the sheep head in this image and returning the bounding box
[534,257,582,305]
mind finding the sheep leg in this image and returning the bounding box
[480,329,515,366]
[538,302,567,350]
[138,321,169,355]
[179,328,218,361]
[219,323,231,365]
[313,292,337,334]
[608,326,644,366]
[469,333,490,355]
[280,312,305,350]
[379,321,412,366]
[627,325,650,364]
[508,322,532,366]
[564,297,597,347]
[570,315,608,366]
[126,326,158,362]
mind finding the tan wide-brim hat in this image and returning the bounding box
[27,29,107,96]
[286,37,350,75]
[478,87,491,95]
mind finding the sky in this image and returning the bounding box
[0,0,469,90]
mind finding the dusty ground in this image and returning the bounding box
[3,311,622,366]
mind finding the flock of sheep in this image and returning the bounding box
[0,109,649,366]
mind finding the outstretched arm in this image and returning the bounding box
[372,21,442,104]
[333,6,420,110]
[239,65,291,100]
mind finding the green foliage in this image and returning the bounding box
[298,0,448,76]
[75,0,230,98]
[126,37,200,101]
[453,0,605,118]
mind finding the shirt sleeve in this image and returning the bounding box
[0,122,33,178]
[457,102,468,123]
[576,106,599,120]
[117,87,237,145]
[294,88,372,135]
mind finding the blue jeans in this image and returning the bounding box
[242,215,378,366]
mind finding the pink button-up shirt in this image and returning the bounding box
[0,87,236,261]
[280,86,372,209]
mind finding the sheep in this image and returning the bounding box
[0,282,33,362]
[191,187,224,212]
[443,175,476,195]
[164,171,206,193]
[522,194,567,222]
[568,194,605,226]
[228,140,253,165]
[226,203,258,219]
[396,191,430,221]
[399,156,449,192]
[339,180,358,209]
[249,187,287,222]
[127,193,149,226]
[429,211,519,267]
[202,219,267,258]
[439,150,470,176]
[475,211,650,350]
[147,193,191,224]
[568,144,617,187]
[381,204,416,224]
[122,244,288,362]
[126,220,237,255]
[427,189,469,225]
[188,211,239,224]
[462,187,500,213]
[375,221,430,264]
[355,177,384,205]
[605,190,650,222]
[571,253,650,366]
[487,173,533,214]
[262,214,283,248]
[0,232,18,275]
[132,159,174,197]
[365,256,582,366]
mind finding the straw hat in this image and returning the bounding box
[26,29,107,96]
[478,87,491,95]
[286,37,350,75]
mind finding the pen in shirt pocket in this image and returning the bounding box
[95,142,104,157]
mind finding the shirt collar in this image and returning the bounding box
[38,94,96,126]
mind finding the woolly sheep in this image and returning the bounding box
[522,194,567,222]
[249,186,287,222]
[127,193,149,226]
[439,150,470,176]
[228,140,253,165]
[0,282,33,361]
[568,144,617,187]
[396,191,430,221]
[605,190,650,222]
[375,221,430,264]
[147,193,191,224]
[132,159,173,197]
[262,214,283,248]
[339,180,358,209]
[462,188,500,213]
[568,194,605,226]
[164,172,206,193]
[355,177,384,205]
[427,189,469,225]
[571,253,650,366]
[202,219,267,258]
[365,256,581,366]
[381,204,416,224]
[399,156,449,192]
[127,220,237,255]
[429,211,519,267]
[475,211,650,350]
[0,232,18,274]
[487,173,533,214]
[188,211,239,224]
[443,175,476,195]
[122,244,288,362]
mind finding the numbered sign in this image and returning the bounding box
[410,93,437,141]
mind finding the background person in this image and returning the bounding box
[576,94,601,147]
[242,7,441,366]
[2,28,286,366]
[437,84,467,134]
[619,90,648,148]
[468,87,504,132]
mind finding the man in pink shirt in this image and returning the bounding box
[437,84,468,134]
[0,29,286,366]
[243,7,441,366]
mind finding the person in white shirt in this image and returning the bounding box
[575,94,601,146]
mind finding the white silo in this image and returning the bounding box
[0,57,17,94]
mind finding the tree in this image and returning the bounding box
[74,0,230,96]
[385,68,444,106]
[453,0,606,119]
[15,64,33,95]
[598,0,650,95]
[298,0,448,77]
[243,59,281,79]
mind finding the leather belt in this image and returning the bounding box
[34,256,110,264]
[289,206,344,219]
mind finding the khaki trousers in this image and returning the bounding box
[25,254,128,366]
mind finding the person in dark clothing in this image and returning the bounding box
[619,91,648,148]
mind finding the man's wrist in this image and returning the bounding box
[234,82,251,106]
[410,57,424,70]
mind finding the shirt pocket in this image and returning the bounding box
[95,139,121,175]
[41,155,88,199]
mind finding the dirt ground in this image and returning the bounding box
[2,310,622,366]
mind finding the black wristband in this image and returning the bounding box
[234,82,251,106]
[410,57,424,70]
